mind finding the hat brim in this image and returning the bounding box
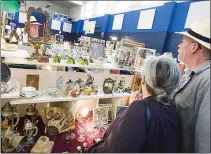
[177,31,210,50]
[30,22,42,25]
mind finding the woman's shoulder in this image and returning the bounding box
[130,97,176,110]
[126,97,155,116]
[130,96,156,107]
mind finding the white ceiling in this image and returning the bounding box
[52,1,82,8]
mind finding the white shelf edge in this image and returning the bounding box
[1,91,20,99]
[1,94,20,99]
[4,59,138,72]
[10,93,131,105]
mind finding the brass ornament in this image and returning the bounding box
[24,7,51,59]
[103,78,115,94]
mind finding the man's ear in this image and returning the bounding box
[141,75,145,85]
[191,42,201,54]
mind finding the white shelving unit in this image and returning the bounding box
[2,58,136,108]
[4,58,140,72]
[10,93,131,105]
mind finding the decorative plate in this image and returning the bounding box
[1,62,11,83]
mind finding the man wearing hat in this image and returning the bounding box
[29,16,43,37]
[173,17,210,152]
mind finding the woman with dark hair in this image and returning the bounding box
[88,56,181,153]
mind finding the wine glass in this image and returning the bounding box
[77,121,87,142]
[86,117,100,140]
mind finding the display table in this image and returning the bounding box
[10,117,102,153]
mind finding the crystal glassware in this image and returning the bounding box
[86,117,100,140]
[77,120,87,142]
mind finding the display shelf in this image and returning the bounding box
[1,81,20,99]
[4,58,138,72]
[1,91,20,99]
[10,93,131,105]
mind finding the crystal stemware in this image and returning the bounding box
[77,120,87,142]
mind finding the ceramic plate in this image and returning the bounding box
[1,62,11,83]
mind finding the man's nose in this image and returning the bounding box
[178,43,181,49]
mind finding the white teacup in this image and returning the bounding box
[22,87,36,93]
[21,87,37,98]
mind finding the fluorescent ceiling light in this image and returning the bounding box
[70,1,83,6]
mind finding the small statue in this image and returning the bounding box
[25,104,38,125]
[115,77,125,93]
[56,76,64,91]
[61,82,70,97]
[85,75,94,87]
[74,78,85,91]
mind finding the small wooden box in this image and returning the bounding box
[37,56,49,63]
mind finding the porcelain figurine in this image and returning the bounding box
[114,77,125,93]
[56,76,64,91]
[85,75,94,87]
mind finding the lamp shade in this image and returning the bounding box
[1,0,20,13]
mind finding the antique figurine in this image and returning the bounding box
[85,75,94,87]
[74,78,85,91]
[24,104,38,124]
[56,76,64,91]
[61,82,70,97]
[114,77,125,93]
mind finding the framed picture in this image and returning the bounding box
[53,12,58,20]
[135,47,156,68]
[115,105,128,118]
[98,104,113,122]
[26,74,39,90]
[55,34,64,44]
[93,106,108,127]
[106,41,115,50]
[90,41,105,59]
[137,48,156,59]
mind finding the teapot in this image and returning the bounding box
[1,102,20,129]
